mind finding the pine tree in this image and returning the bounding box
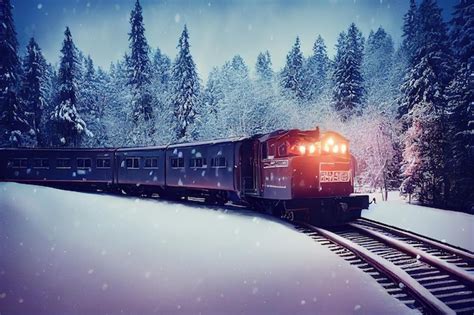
[52,27,88,147]
[0,0,35,147]
[281,37,304,99]
[77,56,108,147]
[401,0,419,66]
[363,27,395,113]
[400,0,454,207]
[126,0,155,146]
[20,37,50,146]
[446,0,474,211]
[332,23,365,120]
[170,25,200,141]
[255,51,273,82]
[304,35,330,101]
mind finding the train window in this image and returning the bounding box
[96,158,111,168]
[126,157,140,169]
[278,143,287,157]
[261,143,268,159]
[211,157,227,168]
[77,158,92,169]
[144,158,158,168]
[56,158,71,169]
[190,157,206,168]
[11,158,28,168]
[33,158,49,168]
[268,142,276,158]
[170,157,184,168]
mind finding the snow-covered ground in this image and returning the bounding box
[363,191,474,252]
[0,183,414,315]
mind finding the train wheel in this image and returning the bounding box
[283,210,295,221]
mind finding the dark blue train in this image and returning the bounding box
[0,128,369,225]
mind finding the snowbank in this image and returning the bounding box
[363,191,474,252]
[0,183,413,314]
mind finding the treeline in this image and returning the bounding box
[0,0,472,211]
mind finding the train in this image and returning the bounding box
[0,127,369,225]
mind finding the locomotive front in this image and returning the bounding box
[256,128,369,224]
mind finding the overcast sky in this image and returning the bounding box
[13,0,455,80]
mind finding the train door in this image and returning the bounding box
[240,139,259,195]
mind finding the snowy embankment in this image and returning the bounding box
[363,191,474,252]
[0,183,413,315]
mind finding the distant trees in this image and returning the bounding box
[332,23,365,120]
[363,27,395,114]
[304,35,331,101]
[281,37,304,99]
[170,25,200,141]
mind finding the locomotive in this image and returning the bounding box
[0,128,369,225]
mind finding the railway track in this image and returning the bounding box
[295,219,474,315]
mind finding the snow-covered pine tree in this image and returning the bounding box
[20,37,51,147]
[402,0,419,67]
[127,0,154,145]
[103,58,131,147]
[304,35,330,101]
[332,23,365,121]
[400,0,454,207]
[255,51,273,83]
[152,48,171,88]
[281,37,304,99]
[398,0,419,118]
[198,67,225,140]
[170,25,200,141]
[77,56,108,147]
[0,0,35,147]
[52,27,88,147]
[446,0,474,211]
[363,27,395,114]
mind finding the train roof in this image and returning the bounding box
[166,136,250,149]
[0,147,117,152]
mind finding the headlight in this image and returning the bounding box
[341,144,347,154]
[298,145,306,155]
[332,145,339,153]
[309,144,316,154]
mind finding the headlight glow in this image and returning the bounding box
[341,144,347,154]
[309,144,316,154]
[332,145,339,153]
[298,145,306,155]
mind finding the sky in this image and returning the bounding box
[13,0,456,81]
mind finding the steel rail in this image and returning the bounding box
[349,222,474,286]
[357,218,474,262]
[299,222,456,315]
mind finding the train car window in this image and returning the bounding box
[96,158,111,168]
[261,143,268,159]
[144,158,158,168]
[126,157,140,169]
[211,157,227,168]
[170,157,184,168]
[56,158,71,169]
[12,158,28,168]
[278,143,287,157]
[33,158,49,168]
[77,158,92,169]
[268,142,276,159]
[190,157,206,168]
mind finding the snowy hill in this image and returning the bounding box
[0,183,414,314]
